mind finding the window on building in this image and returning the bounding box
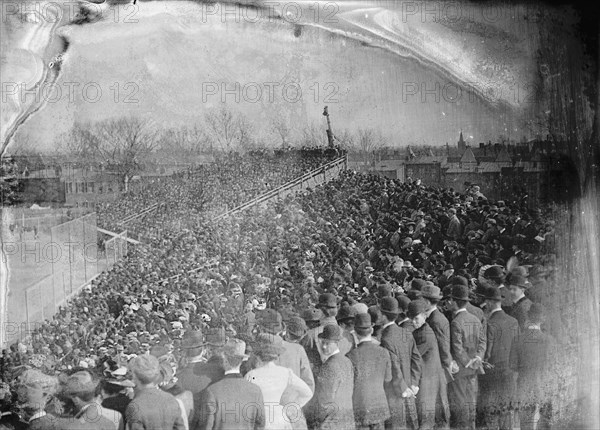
[75,183,79,193]
[88,182,94,193]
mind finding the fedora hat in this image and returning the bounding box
[318,293,338,309]
[421,285,443,300]
[223,338,249,359]
[205,327,227,347]
[406,299,428,319]
[286,316,307,338]
[257,309,283,333]
[507,274,529,289]
[181,330,204,349]
[354,312,373,330]
[380,297,400,314]
[411,278,428,291]
[448,284,470,301]
[318,324,343,342]
[64,371,98,396]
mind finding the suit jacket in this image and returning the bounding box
[300,317,351,375]
[193,373,265,430]
[479,309,519,410]
[278,339,315,392]
[508,296,532,329]
[126,387,186,430]
[446,216,462,239]
[483,310,519,373]
[380,323,422,394]
[397,319,415,333]
[346,340,392,426]
[450,309,486,378]
[310,353,355,430]
[412,323,449,427]
[466,303,485,327]
[426,308,452,369]
[510,328,555,403]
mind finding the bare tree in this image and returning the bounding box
[355,128,386,166]
[204,106,256,152]
[299,121,326,147]
[270,112,292,149]
[62,117,157,183]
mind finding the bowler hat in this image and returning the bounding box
[318,293,338,309]
[318,324,343,342]
[421,285,443,300]
[507,274,528,289]
[258,309,283,333]
[223,338,249,359]
[64,371,97,396]
[354,313,373,329]
[406,299,428,319]
[378,283,393,297]
[449,285,470,301]
[205,327,227,346]
[411,279,427,291]
[181,330,204,349]
[380,297,400,314]
[302,307,323,322]
[450,275,469,287]
[396,295,411,313]
[287,316,307,338]
[337,304,357,322]
[368,306,383,326]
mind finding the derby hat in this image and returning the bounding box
[318,324,343,342]
[205,327,227,347]
[380,297,400,314]
[257,309,283,333]
[396,295,411,313]
[354,312,374,330]
[406,299,428,319]
[421,285,443,300]
[448,284,470,301]
[337,304,357,322]
[318,293,338,309]
[507,274,529,289]
[287,316,307,338]
[302,307,323,322]
[223,338,249,359]
[181,330,204,349]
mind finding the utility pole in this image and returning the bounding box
[323,106,334,148]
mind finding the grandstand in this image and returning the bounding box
[1,148,596,429]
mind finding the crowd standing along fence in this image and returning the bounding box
[214,155,348,221]
[2,213,128,346]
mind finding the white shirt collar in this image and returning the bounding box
[490,308,502,316]
[397,317,409,325]
[224,369,241,375]
[382,321,395,330]
[357,336,373,345]
[454,308,467,316]
[527,324,541,330]
[29,411,47,423]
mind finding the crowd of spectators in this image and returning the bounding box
[96,147,344,241]
[1,155,563,430]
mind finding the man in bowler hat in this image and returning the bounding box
[379,297,422,430]
[446,285,487,430]
[306,324,355,430]
[346,313,393,430]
